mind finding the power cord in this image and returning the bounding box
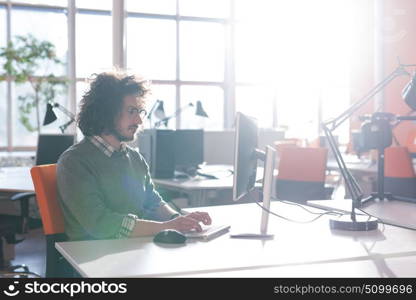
[356,207,384,228]
[277,198,343,216]
[252,194,344,224]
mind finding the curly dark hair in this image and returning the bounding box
[77,71,150,137]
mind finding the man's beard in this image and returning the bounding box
[111,128,135,142]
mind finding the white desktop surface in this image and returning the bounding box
[327,155,416,175]
[0,166,33,192]
[326,158,377,174]
[56,201,416,277]
[172,256,416,278]
[154,176,234,191]
[153,165,267,191]
[153,165,234,191]
[307,199,416,230]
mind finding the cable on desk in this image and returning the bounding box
[278,198,344,216]
[356,207,385,230]
[354,205,382,221]
[252,194,343,224]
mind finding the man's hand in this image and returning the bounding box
[164,211,212,233]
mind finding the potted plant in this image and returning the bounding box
[0,34,68,134]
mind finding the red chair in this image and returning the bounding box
[384,146,416,199]
[275,147,329,202]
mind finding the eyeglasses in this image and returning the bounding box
[127,107,147,120]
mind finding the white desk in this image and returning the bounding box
[0,167,35,222]
[153,165,264,207]
[171,256,416,278]
[153,177,235,207]
[327,158,377,175]
[153,165,235,206]
[327,158,383,197]
[0,167,34,193]
[55,201,416,277]
[308,199,416,230]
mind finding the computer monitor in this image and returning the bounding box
[232,113,258,202]
[232,112,276,239]
[173,129,204,172]
[137,129,175,179]
[35,134,75,165]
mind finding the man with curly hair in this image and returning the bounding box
[57,71,211,241]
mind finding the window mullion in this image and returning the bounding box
[6,0,12,150]
[112,0,125,68]
[67,0,76,134]
[175,0,180,129]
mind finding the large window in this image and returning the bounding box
[126,18,176,80]
[2,2,68,149]
[180,85,224,130]
[76,10,112,78]
[234,0,352,142]
[0,6,6,147]
[0,82,6,147]
[127,0,176,15]
[179,21,225,82]
[1,0,355,150]
[75,1,112,140]
[126,0,229,130]
[12,0,65,5]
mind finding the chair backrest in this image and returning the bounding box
[30,164,72,277]
[30,164,65,235]
[405,129,416,154]
[384,146,416,199]
[275,147,328,202]
[277,147,328,182]
[274,139,302,152]
[384,146,415,178]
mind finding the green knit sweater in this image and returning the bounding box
[57,138,166,241]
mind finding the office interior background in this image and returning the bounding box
[0,0,415,149]
[1,0,416,278]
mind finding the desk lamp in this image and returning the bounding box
[147,99,166,127]
[154,100,209,128]
[322,59,416,231]
[43,102,76,133]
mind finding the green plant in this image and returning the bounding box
[0,34,68,133]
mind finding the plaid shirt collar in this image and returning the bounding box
[89,135,127,158]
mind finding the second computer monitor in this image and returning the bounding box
[232,112,276,238]
[233,112,258,202]
[35,134,75,165]
[174,129,204,171]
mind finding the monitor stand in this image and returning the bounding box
[230,146,276,240]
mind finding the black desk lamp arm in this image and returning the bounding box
[326,65,409,132]
[51,102,75,120]
[321,62,414,219]
[322,123,362,220]
[50,102,76,133]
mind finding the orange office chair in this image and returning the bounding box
[274,140,301,170]
[274,139,302,154]
[275,147,329,202]
[30,164,72,277]
[405,129,416,158]
[384,146,416,199]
